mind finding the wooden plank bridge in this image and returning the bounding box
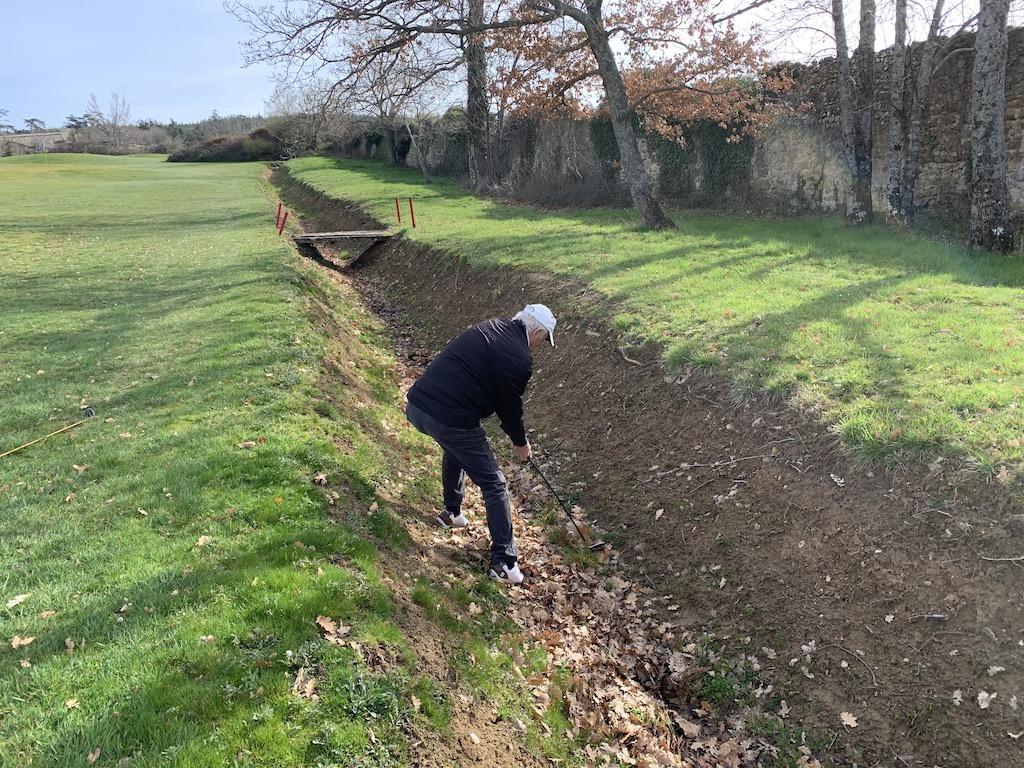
[292,230,394,269]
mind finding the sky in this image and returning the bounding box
[0,0,274,128]
[1,0,1015,130]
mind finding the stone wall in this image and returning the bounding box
[353,27,1024,222]
[785,27,1024,220]
[1,130,71,155]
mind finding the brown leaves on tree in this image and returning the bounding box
[488,0,788,145]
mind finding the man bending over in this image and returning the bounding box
[405,304,556,585]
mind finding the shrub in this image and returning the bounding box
[167,128,284,162]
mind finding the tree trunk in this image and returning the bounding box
[465,0,495,191]
[405,120,432,183]
[854,0,876,219]
[584,9,675,229]
[968,0,1014,252]
[831,0,865,221]
[385,125,400,165]
[884,0,907,218]
[901,0,945,219]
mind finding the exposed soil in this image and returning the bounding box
[277,167,1024,768]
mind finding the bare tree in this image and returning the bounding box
[464,0,494,188]
[228,2,479,183]
[86,93,132,150]
[884,0,907,217]
[854,0,876,218]
[229,0,775,230]
[830,0,866,220]
[968,0,1014,251]
[340,44,459,168]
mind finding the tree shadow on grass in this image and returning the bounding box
[3,519,399,766]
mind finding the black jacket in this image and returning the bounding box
[408,318,532,445]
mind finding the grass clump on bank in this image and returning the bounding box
[286,156,1024,470]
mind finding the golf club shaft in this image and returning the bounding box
[0,418,88,460]
[528,458,592,544]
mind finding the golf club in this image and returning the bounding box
[0,406,96,460]
[527,457,607,552]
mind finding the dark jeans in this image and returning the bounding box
[406,401,518,566]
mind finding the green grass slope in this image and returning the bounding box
[286,156,1024,471]
[0,154,442,767]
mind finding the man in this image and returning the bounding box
[405,304,556,585]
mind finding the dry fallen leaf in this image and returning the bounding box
[39,610,56,619]
[194,535,212,548]
[978,691,997,709]
[987,665,1006,677]
[312,472,328,486]
[65,638,75,655]
[19,659,31,668]
[316,615,338,634]
[952,689,963,706]
[410,695,421,712]
[468,732,481,745]
[10,635,35,650]
[237,440,256,449]
[1009,732,1024,740]
[671,712,701,738]
[292,667,318,699]
[316,615,351,646]
[5,593,30,609]
[65,698,80,709]
[87,747,101,765]
[840,711,858,728]
[199,635,216,644]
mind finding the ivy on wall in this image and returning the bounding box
[339,114,757,210]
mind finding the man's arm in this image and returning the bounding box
[494,355,531,455]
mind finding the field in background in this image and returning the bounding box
[0,154,451,766]
[288,156,1024,471]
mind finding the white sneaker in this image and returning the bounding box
[436,511,469,529]
[489,562,524,585]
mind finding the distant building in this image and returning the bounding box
[1,130,72,155]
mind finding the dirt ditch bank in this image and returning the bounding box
[275,166,1024,767]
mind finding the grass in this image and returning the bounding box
[286,156,1024,470]
[0,153,469,767]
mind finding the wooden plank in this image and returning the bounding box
[292,230,392,242]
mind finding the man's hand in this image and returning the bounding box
[514,440,532,462]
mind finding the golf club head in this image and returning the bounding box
[588,541,608,552]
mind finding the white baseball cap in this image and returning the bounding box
[516,304,557,346]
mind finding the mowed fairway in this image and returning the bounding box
[288,157,1024,470]
[0,155,422,766]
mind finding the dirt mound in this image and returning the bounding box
[275,167,1024,768]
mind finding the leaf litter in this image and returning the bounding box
[424,462,823,767]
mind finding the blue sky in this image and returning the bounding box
[0,0,274,128]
